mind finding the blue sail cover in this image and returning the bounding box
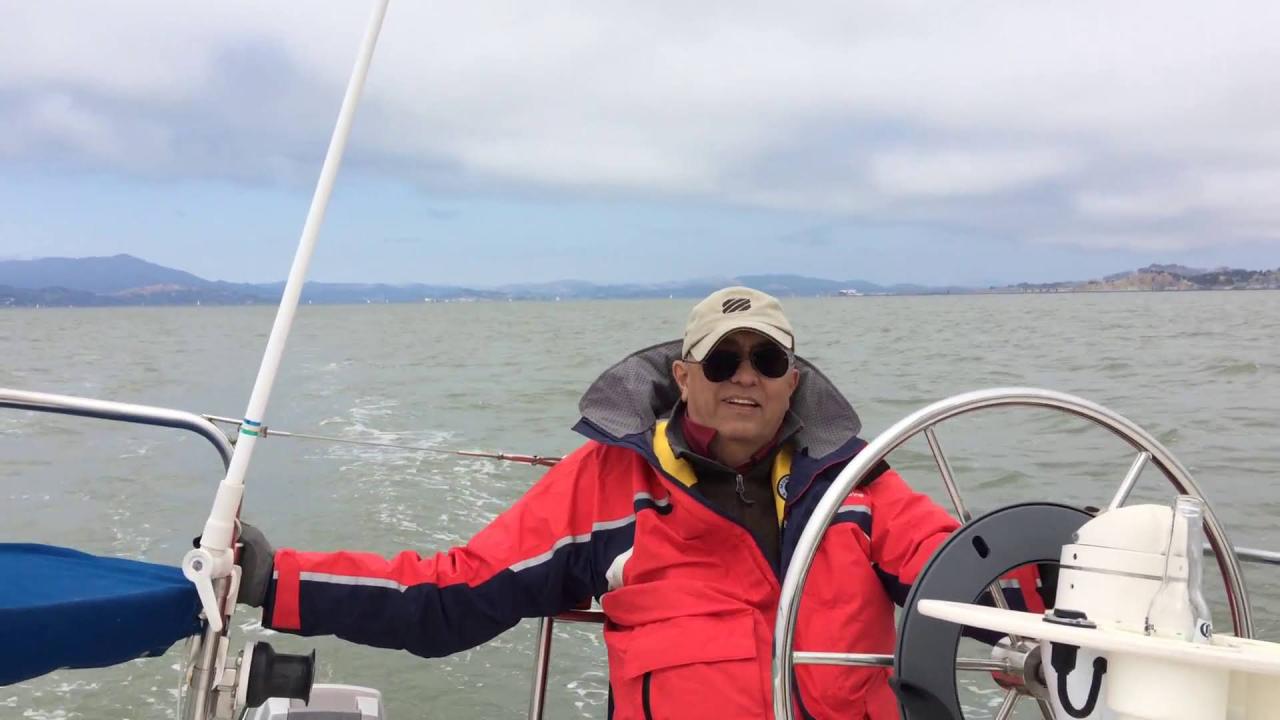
[1,544,202,685]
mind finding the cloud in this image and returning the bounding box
[1072,168,1280,245]
[869,148,1076,198]
[2,0,1280,255]
[0,93,112,157]
[1033,232,1206,253]
[1074,188,1195,223]
[774,223,841,248]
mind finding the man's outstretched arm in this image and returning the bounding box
[258,442,634,658]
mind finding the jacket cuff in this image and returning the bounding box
[266,548,302,631]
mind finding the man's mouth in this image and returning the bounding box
[723,397,760,408]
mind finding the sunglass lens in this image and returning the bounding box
[752,344,790,378]
[701,349,741,382]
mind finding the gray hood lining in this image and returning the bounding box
[577,340,862,459]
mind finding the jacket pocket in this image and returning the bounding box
[617,611,763,720]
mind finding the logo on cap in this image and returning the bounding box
[722,298,752,313]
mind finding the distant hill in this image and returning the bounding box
[0,254,214,295]
[492,275,922,300]
[0,254,929,307]
[996,264,1280,293]
[0,255,505,306]
[1102,263,1208,282]
[248,280,505,304]
[2,254,1276,307]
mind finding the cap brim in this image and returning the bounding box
[686,321,793,361]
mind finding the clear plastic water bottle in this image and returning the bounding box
[1145,495,1212,642]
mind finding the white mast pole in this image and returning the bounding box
[183,0,391,635]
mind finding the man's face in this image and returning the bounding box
[673,330,800,452]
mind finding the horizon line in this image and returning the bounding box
[4,252,1268,291]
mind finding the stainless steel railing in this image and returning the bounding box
[0,388,233,469]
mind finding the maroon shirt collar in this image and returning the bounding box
[678,410,784,472]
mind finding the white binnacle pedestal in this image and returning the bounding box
[917,601,1280,720]
[1050,505,1176,720]
[1224,638,1280,720]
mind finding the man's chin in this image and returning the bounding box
[716,426,773,449]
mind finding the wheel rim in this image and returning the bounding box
[771,387,1252,720]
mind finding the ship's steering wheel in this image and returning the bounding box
[771,388,1252,720]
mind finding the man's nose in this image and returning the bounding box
[730,356,760,385]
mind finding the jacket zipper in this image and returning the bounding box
[584,424,783,578]
[650,468,781,584]
[642,672,653,720]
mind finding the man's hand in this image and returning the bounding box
[235,522,275,608]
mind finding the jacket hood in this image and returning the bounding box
[577,340,862,460]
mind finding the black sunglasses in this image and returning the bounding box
[692,342,792,382]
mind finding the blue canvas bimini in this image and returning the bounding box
[1,543,202,685]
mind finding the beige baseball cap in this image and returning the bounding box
[681,286,795,361]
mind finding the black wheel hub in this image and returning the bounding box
[893,502,1094,720]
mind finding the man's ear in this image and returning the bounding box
[672,360,690,401]
[785,366,800,396]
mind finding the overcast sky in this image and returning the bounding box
[2,1,1279,286]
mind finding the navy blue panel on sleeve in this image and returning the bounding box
[292,522,636,657]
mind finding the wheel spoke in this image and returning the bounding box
[792,651,893,668]
[925,427,970,522]
[792,651,1009,674]
[956,658,1012,673]
[1109,451,1151,510]
[988,583,1014,614]
[993,689,1020,720]
[926,427,1023,642]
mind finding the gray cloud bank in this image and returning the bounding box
[3,1,1279,254]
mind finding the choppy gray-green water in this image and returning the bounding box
[3,292,1279,719]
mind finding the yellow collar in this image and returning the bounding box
[652,419,794,527]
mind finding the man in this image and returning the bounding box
[237,286,962,719]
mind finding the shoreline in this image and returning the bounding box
[4,286,1279,310]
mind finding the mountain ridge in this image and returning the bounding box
[1,254,1276,307]
[0,254,905,306]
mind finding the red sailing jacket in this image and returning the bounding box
[263,341,966,719]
